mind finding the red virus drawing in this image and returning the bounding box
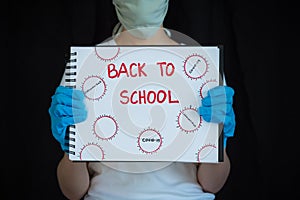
[183,53,209,80]
[93,115,119,141]
[195,144,217,162]
[199,79,218,98]
[81,75,107,101]
[137,127,163,154]
[176,105,202,134]
[94,46,120,62]
[79,142,105,161]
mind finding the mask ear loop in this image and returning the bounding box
[112,22,123,39]
[163,27,172,38]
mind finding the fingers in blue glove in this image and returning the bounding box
[223,108,235,138]
[51,87,85,109]
[198,85,236,148]
[49,86,87,122]
[198,104,233,123]
[50,102,87,123]
[51,104,74,118]
[223,110,235,148]
[51,94,85,109]
[51,116,74,141]
[61,143,69,153]
[201,86,234,106]
[206,85,234,98]
[55,86,85,101]
[49,86,88,153]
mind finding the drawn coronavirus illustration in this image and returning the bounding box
[196,144,217,162]
[183,53,209,80]
[93,114,119,141]
[81,75,107,101]
[79,142,105,161]
[94,46,120,62]
[176,105,202,134]
[199,79,218,99]
[137,127,163,154]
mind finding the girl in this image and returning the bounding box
[49,1,235,199]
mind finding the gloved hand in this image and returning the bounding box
[48,86,87,152]
[198,86,235,148]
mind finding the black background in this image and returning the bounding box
[3,0,295,199]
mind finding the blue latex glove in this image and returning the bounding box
[48,86,87,152]
[198,86,235,148]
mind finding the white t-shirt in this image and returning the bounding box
[83,39,215,200]
[85,162,215,200]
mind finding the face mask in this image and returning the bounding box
[112,0,169,39]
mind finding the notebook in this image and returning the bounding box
[62,45,224,163]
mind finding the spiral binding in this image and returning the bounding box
[65,50,78,155]
[65,51,77,88]
[66,125,76,155]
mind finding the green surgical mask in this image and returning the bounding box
[112,0,169,39]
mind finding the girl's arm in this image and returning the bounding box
[197,148,231,193]
[57,153,90,200]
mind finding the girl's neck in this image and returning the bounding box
[114,27,178,45]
